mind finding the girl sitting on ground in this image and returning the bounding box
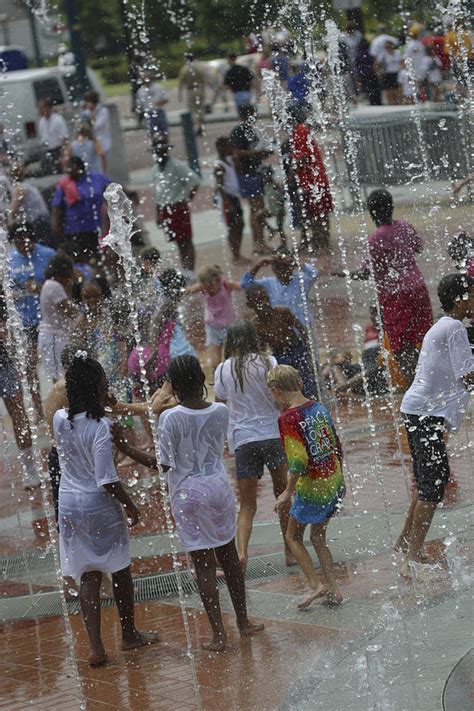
[214,320,293,568]
[112,355,264,652]
[54,352,159,666]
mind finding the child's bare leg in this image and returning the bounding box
[190,548,227,651]
[285,517,326,609]
[215,539,264,637]
[228,221,243,262]
[207,344,222,371]
[112,566,160,649]
[236,478,259,568]
[310,523,342,605]
[80,570,107,665]
[395,493,418,553]
[400,501,437,577]
[269,463,295,566]
[277,211,287,246]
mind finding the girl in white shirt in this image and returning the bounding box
[54,353,158,666]
[214,320,293,569]
[112,354,264,652]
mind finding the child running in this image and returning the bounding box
[397,274,474,578]
[214,320,294,568]
[268,365,345,609]
[186,264,241,370]
[112,355,264,651]
[54,353,159,666]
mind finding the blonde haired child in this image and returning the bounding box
[268,364,345,609]
[186,264,241,369]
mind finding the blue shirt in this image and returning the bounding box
[51,172,110,234]
[241,263,319,326]
[9,244,56,326]
[288,72,311,103]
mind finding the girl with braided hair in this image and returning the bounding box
[112,354,264,652]
[53,352,159,666]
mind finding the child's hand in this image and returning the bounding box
[274,489,292,513]
[111,422,129,452]
[124,500,140,526]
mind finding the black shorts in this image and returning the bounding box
[382,72,399,90]
[404,414,450,503]
[222,193,243,227]
[234,438,287,479]
[24,325,39,345]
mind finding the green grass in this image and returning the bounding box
[101,75,178,98]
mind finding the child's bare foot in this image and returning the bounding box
[399,559,413,579]
[239,621,265,637]
[88,644,108,667]
[325,590,343,606]
[201,633,227,652]
[285,552,297,567]
[121,631,160,650]
[297,583,327,609]
[394,536,408,554]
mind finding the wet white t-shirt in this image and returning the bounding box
[401,316,474,431]
[214,355,281,452]
[54,410,119,493]
[39,279,69,333]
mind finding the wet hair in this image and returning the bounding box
[77,122,94,139]
[8,222,36,243]
[267,364,302,392]
[197,264,222,285]
[69,156,85,173]
[223,320,270,392]
[139,246,161,265]
[84,90,100,105]
[65,354,106,424]
[159,269,186,300]
[215,136,231,153]
[447,231,473,267]
[60,344,82,372]
[367,189,393,224]
[44,254,74,281]
[166,355,206,402]
[245,283,269,306]
[437,273,473,312]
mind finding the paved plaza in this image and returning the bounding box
[1,122,473,709]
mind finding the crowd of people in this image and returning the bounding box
[0,18,473,670]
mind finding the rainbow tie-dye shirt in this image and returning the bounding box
[278,400,344,524]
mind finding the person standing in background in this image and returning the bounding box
[136,69,169,139]
[38,99,69,175]
[152,135,200,273]
[83,91,112,166]
[178,53,207,136]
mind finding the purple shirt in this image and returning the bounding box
[51,172,110,234]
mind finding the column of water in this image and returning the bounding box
[0,231,86,709]
[103,184,202,710]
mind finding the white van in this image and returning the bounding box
[0,65,103,163]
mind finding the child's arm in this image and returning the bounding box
[111,422,158,470]
[184,283,203,295]
[226,279,243,291]
[103,481,140,525]
[274,472,299,512]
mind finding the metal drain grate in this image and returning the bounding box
[0,552,289,622]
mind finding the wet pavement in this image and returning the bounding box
[1,198,473,709]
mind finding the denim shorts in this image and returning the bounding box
[238,174,263,199]
[233,90,252,108]
[205,323,228,346]
[235,438,287,479]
